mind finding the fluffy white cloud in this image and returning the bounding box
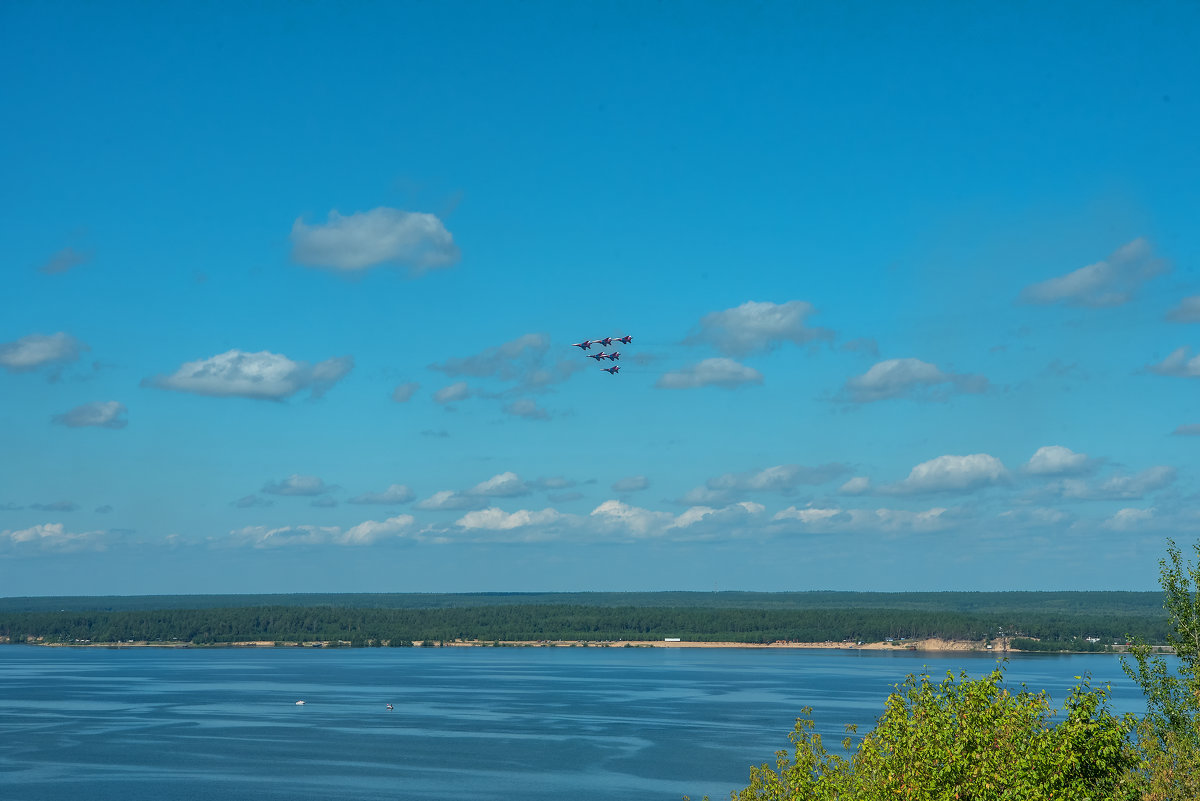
[469,472,530,498]
[685,300,834,356]
[590,500,675,538]
[391,382,419,403]
[839,476,871,495]
[51,401,127,429]
[433,381,472,405]
[1052,466,1176,501]
[144,350,352,400]
[290,207,459,273]
[456,507,566,531]
[262,474,332,497]
[229,514,415,547]
[684,463,849,503]
[0,332,87,372]
[2,522,113,553]
[1148,347,1200,378]
[1101,507,1155,531]
[348,484,415,505]
[341,515,416,545]
[1019,237,1166,307]
[772,505,843,524]
[772,505,958,534]
[657,358,763,389]
[414,490,488,511]
[1023,445,1093,476]
[843,358,987,403]
[888,454,1008,494]
[1166,296,1200,323]
[612,475,650,493]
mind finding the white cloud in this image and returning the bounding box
[433,381,472,405]
[469,472,530,498]
[0,332,87,372]
[228,514,415,547]
[456,507,566,532]
[1053,466,1176,501]
[1019,237,1166,307]
[888,454,1008,494]
[1023,445,1093,476]
[657,358,763,389]
[348,484,415,505]
[430,334,549,380]
[843,358,987,403]
[685,300,834,356]
[686,463,850,503]
[51,401,127,429]
[771,505,958,534]
[290,207,459,273]
[590,500,675,538]
[839,476,871,495]
[2,522,113,553]
[587,499,764,541]
[341,515,416,545]
[504,399,550,420]
[1102,507,1155,532]
[1148,347,1200,378]
[414,490,488,511]
[1167,296,1200,323]
[773,505,843,524]
[612,475,650,493]
[144,350,352,400]
[391,382,419,402]
[262,474,332,497]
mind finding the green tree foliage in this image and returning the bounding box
[0,603,1167,646]
[1122,538,1200,747]
[732,668,1136,801]
[1120,538,1200,799]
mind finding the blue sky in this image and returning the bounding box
[3,1,1199,596]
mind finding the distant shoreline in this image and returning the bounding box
[22,637,1169,654]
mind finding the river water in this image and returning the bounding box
[0,645,1148,801]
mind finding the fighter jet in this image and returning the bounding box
[602,365,620,375]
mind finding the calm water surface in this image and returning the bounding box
[0,646,1146,801]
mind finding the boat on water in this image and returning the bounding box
[295,700,306,705]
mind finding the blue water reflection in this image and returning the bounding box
[0,646,1150,801]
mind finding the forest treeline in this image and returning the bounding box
[0,590,1168,615]
[0,603,1168,646]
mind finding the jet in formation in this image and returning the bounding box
[574,335,631,375]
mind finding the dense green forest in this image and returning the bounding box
[0,600,1168,647]
[0,590,1167,615]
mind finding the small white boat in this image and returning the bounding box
[295,700,306,705]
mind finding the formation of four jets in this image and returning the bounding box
[571,335,632,374]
